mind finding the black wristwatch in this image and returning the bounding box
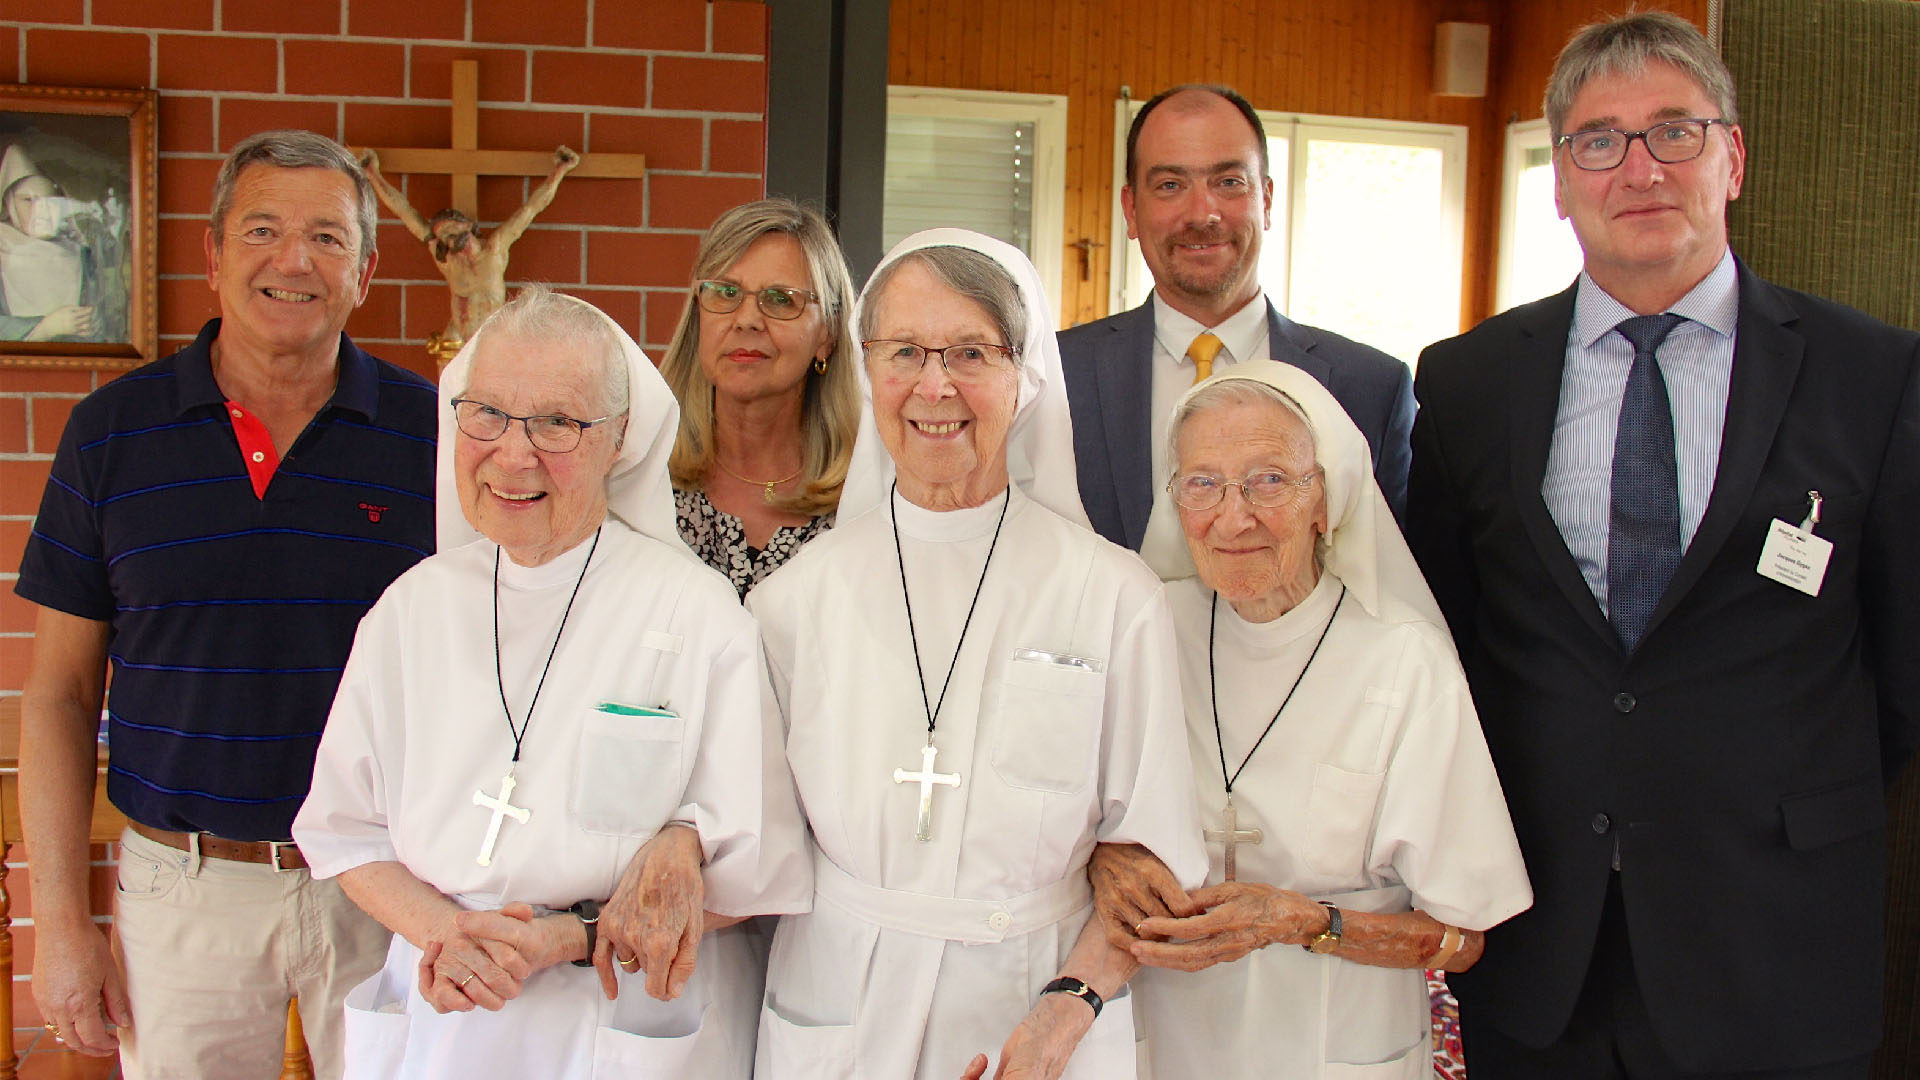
[1040,976,1104,1019]
[569,899,602,968]
[1304,901,1343,954]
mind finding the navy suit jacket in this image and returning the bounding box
[1058,296,1415,550]
[1406,265,1920,1071]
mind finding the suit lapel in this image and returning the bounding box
[1100,300,1157,548]
[1644,265,1803,634]
[1508,285,1618,645]
[1266,303,1334,386]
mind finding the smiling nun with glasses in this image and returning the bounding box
[292,286,810,1078]
[745,229,1205,1080]
[657,198,862,597]
[1083,361,1532,1079]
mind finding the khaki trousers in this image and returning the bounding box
[110,826,391,1080]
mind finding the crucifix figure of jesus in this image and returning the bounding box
[892,742,961,843]
[361,145,578,362]
[472,769,531,867]
[1203,796,1263,881]
[354,60,646,366]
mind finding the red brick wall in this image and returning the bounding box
[0,0,769,1026]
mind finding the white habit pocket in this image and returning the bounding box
[570,708,686,835]
[340,968,411,1079]
[591,1001,710,1078]
[992,655,1105,794]
[757,997,857,1080]
[1303,761,1385,879]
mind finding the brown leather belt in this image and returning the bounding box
[130,822,308,871]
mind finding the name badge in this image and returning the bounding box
[1756,490,1831,597]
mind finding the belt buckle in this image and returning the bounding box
[267,841,299,873]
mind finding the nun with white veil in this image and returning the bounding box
[293,286,811,1079]
[746,230,1206,1080]
[1094,361,1531,1079]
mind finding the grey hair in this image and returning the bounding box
[465,284,631,419]
[1170,378,1327,565]
[1168,379,1316,477]
[210,130,379,267]
[858,245,1027,361]
[1545,10,1738,141]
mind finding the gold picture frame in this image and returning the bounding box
[0,84,157,371]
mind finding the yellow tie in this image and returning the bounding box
[1187,332,1224,384]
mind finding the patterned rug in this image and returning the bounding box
[1430,970,1468,1078]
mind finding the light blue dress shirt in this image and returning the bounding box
[1542,250,1739,615]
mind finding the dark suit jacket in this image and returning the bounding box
[1058,296,1415,549]
[1405,264,1920,1071]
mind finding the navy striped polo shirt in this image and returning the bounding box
[15,320,437,840]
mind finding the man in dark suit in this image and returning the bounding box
[1406,13,1919,1078]
[1059,85,1413,576]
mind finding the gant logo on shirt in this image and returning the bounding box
[358,502,389,523]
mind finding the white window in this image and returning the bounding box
[885,87,1069,325]
[1110,102,1467,366]
[1496,119,1585,312]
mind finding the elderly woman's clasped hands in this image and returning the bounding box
[1088,844,1342,970]
[414,824,716,1011]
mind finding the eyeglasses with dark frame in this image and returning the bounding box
[1555,118,1732,172]
[694,280,820,321]
[861,339,1020,384]
[451,398,613,454]
[1168,468,1323,511]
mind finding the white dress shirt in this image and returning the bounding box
[1141,291,1274,578]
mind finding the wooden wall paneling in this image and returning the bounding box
[960,0,986,87]
[1494,0,1710,126]
[1479,0,1707,317]
[1012,0,1035,86]
[895,0,1620,328]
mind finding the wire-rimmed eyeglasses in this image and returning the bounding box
[451,398,613,453]
[1168,468,1322,511]
[1556,118,1731,172]
[694,280,819,321]
[862,339,1020,384]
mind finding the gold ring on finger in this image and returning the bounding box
[617,954,640,970]
[44,1022,62,1040]
[458,973,477,988]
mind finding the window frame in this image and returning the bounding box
[886,85,1070,325]
[1107,100,1468,354]
[1495,117,1585,313]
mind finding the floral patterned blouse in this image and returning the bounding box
[674,487,835,599]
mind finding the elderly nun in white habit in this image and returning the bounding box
[1090,361,1531,1079]
[292,286,810,1078]
[746,229,1207,1080]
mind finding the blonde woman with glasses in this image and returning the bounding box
[659,198,861,597]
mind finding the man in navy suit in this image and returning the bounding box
[1407,13,1918,1078]
[1059,84,1413,576]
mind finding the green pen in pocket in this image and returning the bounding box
[594,701,677,718]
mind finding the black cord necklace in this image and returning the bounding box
[888,483,1011,842]
[472,526,602,868]
[892,483,1011,736]
[1208,583,1345,794]
[493,525,602,764]
[1203,582,1344,880]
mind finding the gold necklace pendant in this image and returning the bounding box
[716,459,802,502]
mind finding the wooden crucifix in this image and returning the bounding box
[357,61,649,364]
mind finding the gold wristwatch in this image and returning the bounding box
[1305,901,1343,954]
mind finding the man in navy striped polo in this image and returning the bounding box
[14,130,437,1080]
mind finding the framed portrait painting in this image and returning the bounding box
[0,85,157,371]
